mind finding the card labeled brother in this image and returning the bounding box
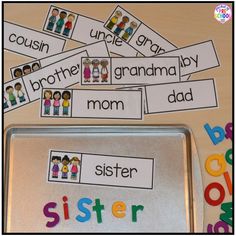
[4,126,203,233]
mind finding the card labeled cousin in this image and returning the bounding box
[81,56,180,85]
[10,41,110,80]
[48,150,154,189]
[158,40,220,76]
[42,5,138,56]
[144,79,218,114]
[40,88,143,120]
[4,51,88,114]
[4,21,66,59]
[103,5,177,56]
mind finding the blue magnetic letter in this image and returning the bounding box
[76,198,92,222]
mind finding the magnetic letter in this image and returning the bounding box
[112,201,126,218]
[131,205,144,222]
[76,198,92,222]
[92,198,104,224]
[204,182,225,206]
[220,202,232,226]
[43,202,60,228]
[204,123,225,145]
[205,154,226,176]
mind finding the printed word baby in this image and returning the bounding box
[43,196,144,227]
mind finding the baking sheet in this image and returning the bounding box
[4,125,203,233]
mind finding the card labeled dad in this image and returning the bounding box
[81,57,180,85]
[48,150,154,189]
[41,88,143,120]
[4,51,88,113]
[145,79,218,114]
[4,21,66,59]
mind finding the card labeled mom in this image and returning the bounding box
[40,88,143,120]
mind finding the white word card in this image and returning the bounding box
[40,88,143,120]
[103,5,177,56]
[81,56,180,85]
[42,5,138,57]
[10,40,110,80]
[4,21,66,59]
[4,51,88,114]
[158,40,220,76]
[144,79,218,114]
[48,150,154,189]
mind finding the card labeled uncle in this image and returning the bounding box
[4,21,66,59]
[4,50,88,114]
[4,126,203,232]
[42,5,138,56]
[81,56,180,85]
[40,88,143,120]
[10,41,109,80]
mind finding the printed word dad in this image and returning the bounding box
[43,196,144,227]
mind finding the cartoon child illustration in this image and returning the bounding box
[83,58,92,82]
[62,14,75,36]
[13,68,23,79]
[51,156,61,178]
[100,59,109,82]
[32,62,40,71]
[47,8,59,31]
[122,21,138,41]
[23,65,31,75]
[92,59,100,82]
[55,11,67,34]
[70,157,80,180]
[43,90,52,115]
[53,91,61,116]
[61,155,70,179]
[106,10,122,30]
[6,86,17,106]
[14,83,26,103]
[4,95,9,109]
[114,16,130,36]
[62,91,71,115]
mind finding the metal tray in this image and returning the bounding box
[4,125,203,233]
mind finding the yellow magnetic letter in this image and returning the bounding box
[112,201,126,218]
